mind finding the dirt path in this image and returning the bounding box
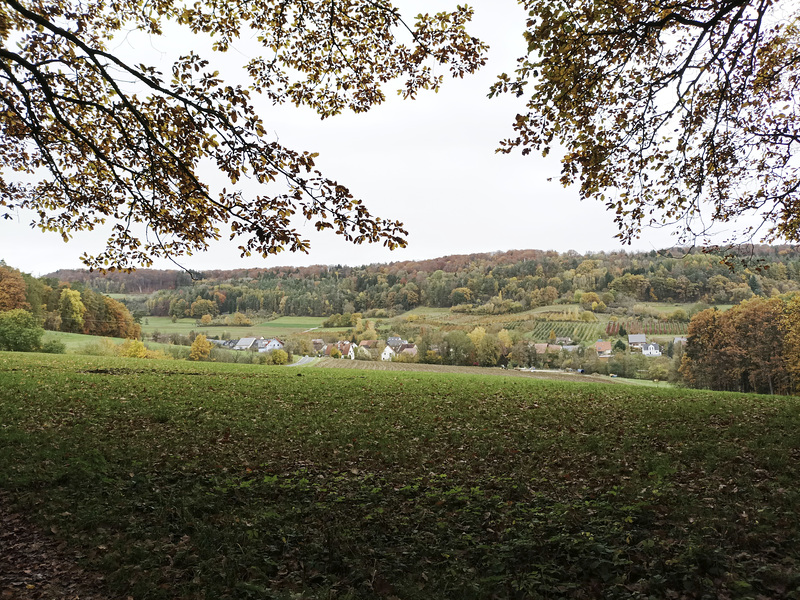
[0,494,115,600]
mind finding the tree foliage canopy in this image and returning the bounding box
[0,308,44,351]
[491,0,800,248]
[0,0,486,269]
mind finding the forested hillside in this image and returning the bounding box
[48,246,800,318]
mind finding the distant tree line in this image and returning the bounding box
[0,263,140,340]
[45,246,800,320]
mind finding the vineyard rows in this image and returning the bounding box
[605,320,689,336]
[527,321,604,343]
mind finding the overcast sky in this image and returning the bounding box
[0,0,683,277]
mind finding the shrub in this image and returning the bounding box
[0,309,44,352]
[119,339,148,359]
[270,349,289,365]
[40,338,67,354]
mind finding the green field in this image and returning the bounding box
[141,315,335,339]
[41,330,190,357]
[41,330,127,351]
[2,352,800,598]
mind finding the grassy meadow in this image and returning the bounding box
[42,330,128,352]
[2,352,800,598]
[141,316,345,340]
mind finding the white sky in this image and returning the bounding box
[0,0,682,276]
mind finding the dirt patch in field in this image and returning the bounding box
[0,494,114,600]
[313,358,615,384]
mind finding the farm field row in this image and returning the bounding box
[1,352,799,598]
[523,321,606,343]
[606,320,690,336]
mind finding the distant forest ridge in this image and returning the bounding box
[43,246,800,319]
[48,246,800,294]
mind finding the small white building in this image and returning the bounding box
[258,338,284,353]
[642,342,662,357]
[381,345,396,361]
[233,337,261,350]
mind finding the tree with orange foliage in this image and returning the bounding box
[0,265,30,312]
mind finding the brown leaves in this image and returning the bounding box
[0,495,111,600]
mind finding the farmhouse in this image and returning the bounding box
[233,337,262,351]
[257,338,284,353]
[381,345,396,361]
[386,336,406,350]
[628,334,647,349]
[398,343,418,358]
[642,342,662,357]
[594,340,613,358]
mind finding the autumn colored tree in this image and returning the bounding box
[229,312,252,326]
[449,288,473,305]
[681,299,790,394]
[731,297,787,395]
[58,288,86,333]
[497,329,513,354]
[79,289,109,336]
[680,309,735,390]
[190,297,217,318]
[1,0,486,270]
[0,265,30,311]
[359,324,378,343]
[476,334,500,367]
[784,295,800,393]
[268,349,289,365]
[467,326,486,350]
[189,334,213,361]
[492,0,800,249]
[103,296,141,339]
[119,338,148,359]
